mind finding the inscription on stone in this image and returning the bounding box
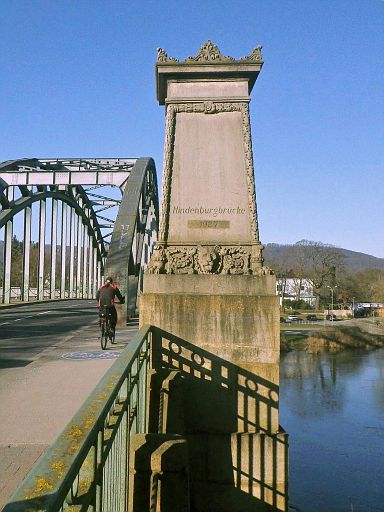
[173,206,245,216]
[188,220,230,229]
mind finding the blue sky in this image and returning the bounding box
[1,0,383,257]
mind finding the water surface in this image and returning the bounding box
[280,348,384,511]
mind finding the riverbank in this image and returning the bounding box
[281,321,384,353]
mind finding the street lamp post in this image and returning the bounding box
[327,285,338,323]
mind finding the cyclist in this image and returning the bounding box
[96,277,125,338]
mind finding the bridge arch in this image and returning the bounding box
[0,157,159,313]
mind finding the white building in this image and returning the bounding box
[276,278,316,307]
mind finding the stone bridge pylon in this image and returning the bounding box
[138,42,288,511]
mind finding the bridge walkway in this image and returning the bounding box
[0,314,139,510]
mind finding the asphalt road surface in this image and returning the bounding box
[0,300,102,368]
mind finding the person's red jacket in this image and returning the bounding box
[96,282,124,307]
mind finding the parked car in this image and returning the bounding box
[287,314,301,322]
[326,314,337,321]
[306,314,318,321]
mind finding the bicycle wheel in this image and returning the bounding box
[107,318,116,344]
[110,322,116,344]
[100,320,108,350]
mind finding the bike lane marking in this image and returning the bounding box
[62,351,121,360]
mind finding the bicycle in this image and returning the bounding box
[99,306,116,350]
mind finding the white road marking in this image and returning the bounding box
[0,312,52,325]
[0,314,33,324]
[1,304,97,327]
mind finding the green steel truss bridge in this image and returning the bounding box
[0,157,159,317]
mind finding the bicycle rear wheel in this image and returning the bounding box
[110,324,116,344]
[100,321,108,350]
[107,318,115,344]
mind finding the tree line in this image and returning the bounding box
[0,236,69,288]
[265,240,384,309]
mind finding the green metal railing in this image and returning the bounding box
[3,325,152,512]
[4,324,288,512]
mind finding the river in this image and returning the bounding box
[280,347,384,511]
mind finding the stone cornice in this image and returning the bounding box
[165,97,250,105]
[156,42,264,104]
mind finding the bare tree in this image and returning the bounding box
[10,236,23,286]
[286,243,310,302]
[350,269,384,303]
[266,259,291,310]
[290,240,345,308]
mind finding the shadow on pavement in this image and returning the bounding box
[0,358,31,369]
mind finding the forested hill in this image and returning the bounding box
[263,243,384,271]
[1,240,383,271]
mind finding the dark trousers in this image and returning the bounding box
[99,306,117,330]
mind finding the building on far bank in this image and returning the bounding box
[276,278,316,307]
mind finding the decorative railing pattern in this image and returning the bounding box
[152,328,280,433]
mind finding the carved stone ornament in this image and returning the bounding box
[185,40,235,62]
[158,102,260,243]
[250,243,264,272]
[156,41,263,64]
[253,265,274,276]
[157,48,168,62]
[156,47,179,62]
[220,246,251,275]
[197,245,221,274]
[146,245,274,276]
[146,245,167,274]
[240,45,263,63]
[166,246,197,274]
